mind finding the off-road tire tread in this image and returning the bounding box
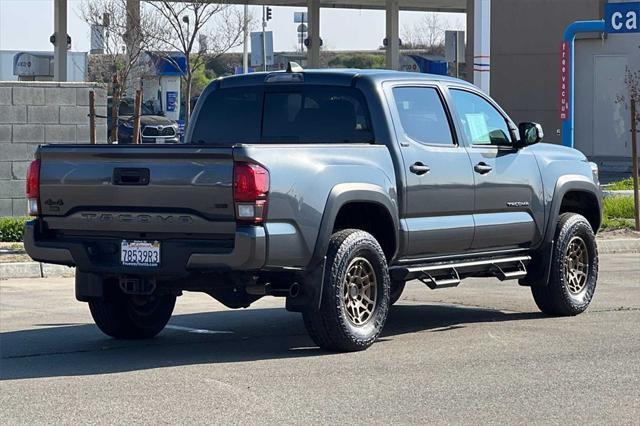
[303,229,390,352]
[531,213,598,316]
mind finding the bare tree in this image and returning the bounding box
[147,1,246,126]
[616,67,640,126]
[80,0,155,142]
[401,13,464,53]
[616,67,640,230]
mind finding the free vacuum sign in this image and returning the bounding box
[605,2,639,33]
[559,42,570,120]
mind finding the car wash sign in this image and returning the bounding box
[605,2,639,33]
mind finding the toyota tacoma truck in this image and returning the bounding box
[24,66,602,352]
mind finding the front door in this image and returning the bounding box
[446,87,545,251]
[386,84,475,258]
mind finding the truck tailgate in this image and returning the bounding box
[37,145,235,236]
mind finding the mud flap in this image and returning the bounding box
[285,256,326,313]
[75,271,104,301]
[519,241,553,287]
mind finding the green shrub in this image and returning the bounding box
[606,177,638,191]
[603,196,635,219]
[601,216,634,230]
[601,196,636,230]
[0,217,30,242]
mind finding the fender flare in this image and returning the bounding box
[520,175,602,287]
[309,183,399,268]
[287,183,399,313]
[543,175,602,245]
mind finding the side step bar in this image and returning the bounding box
[391,255,531,288]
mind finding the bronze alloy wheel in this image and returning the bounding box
[342,257,378,326]
[565,236,589,295]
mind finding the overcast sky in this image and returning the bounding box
[0,0,465,53]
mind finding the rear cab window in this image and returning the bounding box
[190,85,373,145]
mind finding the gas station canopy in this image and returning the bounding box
[52,0,481,87]
[218,0,466,12]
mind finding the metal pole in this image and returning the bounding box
[110,74,119,144]
[89,91,96,144]
[473,0,491,94]
[243,4,249,73]
[132,89,142,145]
[385,0,399,71]
[262,5,267,72]
[631,99,639,231]
[53,0,68,81]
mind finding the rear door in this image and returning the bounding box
[446,87,545,250]
[385,83,475,258]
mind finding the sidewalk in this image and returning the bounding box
[2,233,639,280]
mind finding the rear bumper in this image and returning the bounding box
[24,220,266,277]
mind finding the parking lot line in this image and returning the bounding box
[165,324,235,335]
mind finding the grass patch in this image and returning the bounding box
[604,196,635,218]
[606,177,638,191]
[0,217,30,242]
[602,196,637,230]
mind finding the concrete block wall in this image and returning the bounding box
[0,81,107,217]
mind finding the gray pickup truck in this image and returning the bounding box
[24,66,602,352]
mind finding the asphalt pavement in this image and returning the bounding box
[1,253,639,424]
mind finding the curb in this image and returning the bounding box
[602,190,636,198]
[1,238,638,280]
[597,238,640,254]
[0,262,75,280]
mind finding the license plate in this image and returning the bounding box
[156,138,165,144]
[121,240,160,267]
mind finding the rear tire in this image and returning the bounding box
[89,287,176,339]
[303,229,390,352]
[531,213,598,316]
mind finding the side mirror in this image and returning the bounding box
[517,122,544,147]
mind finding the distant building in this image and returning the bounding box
[469,0,640,174]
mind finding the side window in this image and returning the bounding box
[450,89,511,146]
[392,87,455,146]
[190,87,262,144]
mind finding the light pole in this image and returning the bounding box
[243,5,249,73]
[262,6,267,71]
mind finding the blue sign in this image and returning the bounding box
[605,2,639,33]
[166,91,177,112]
[145,52,187,76]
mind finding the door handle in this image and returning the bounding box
[410,162,430,175]
[474,162,493,174]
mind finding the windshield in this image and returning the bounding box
[189,85,373,144]
[118,99,156,116]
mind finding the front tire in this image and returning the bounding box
[531,213,598,316]
[303,229,390,352]
[89,288,176,339]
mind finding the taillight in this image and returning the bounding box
[26,159,41,216]
[233,162,269,224]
